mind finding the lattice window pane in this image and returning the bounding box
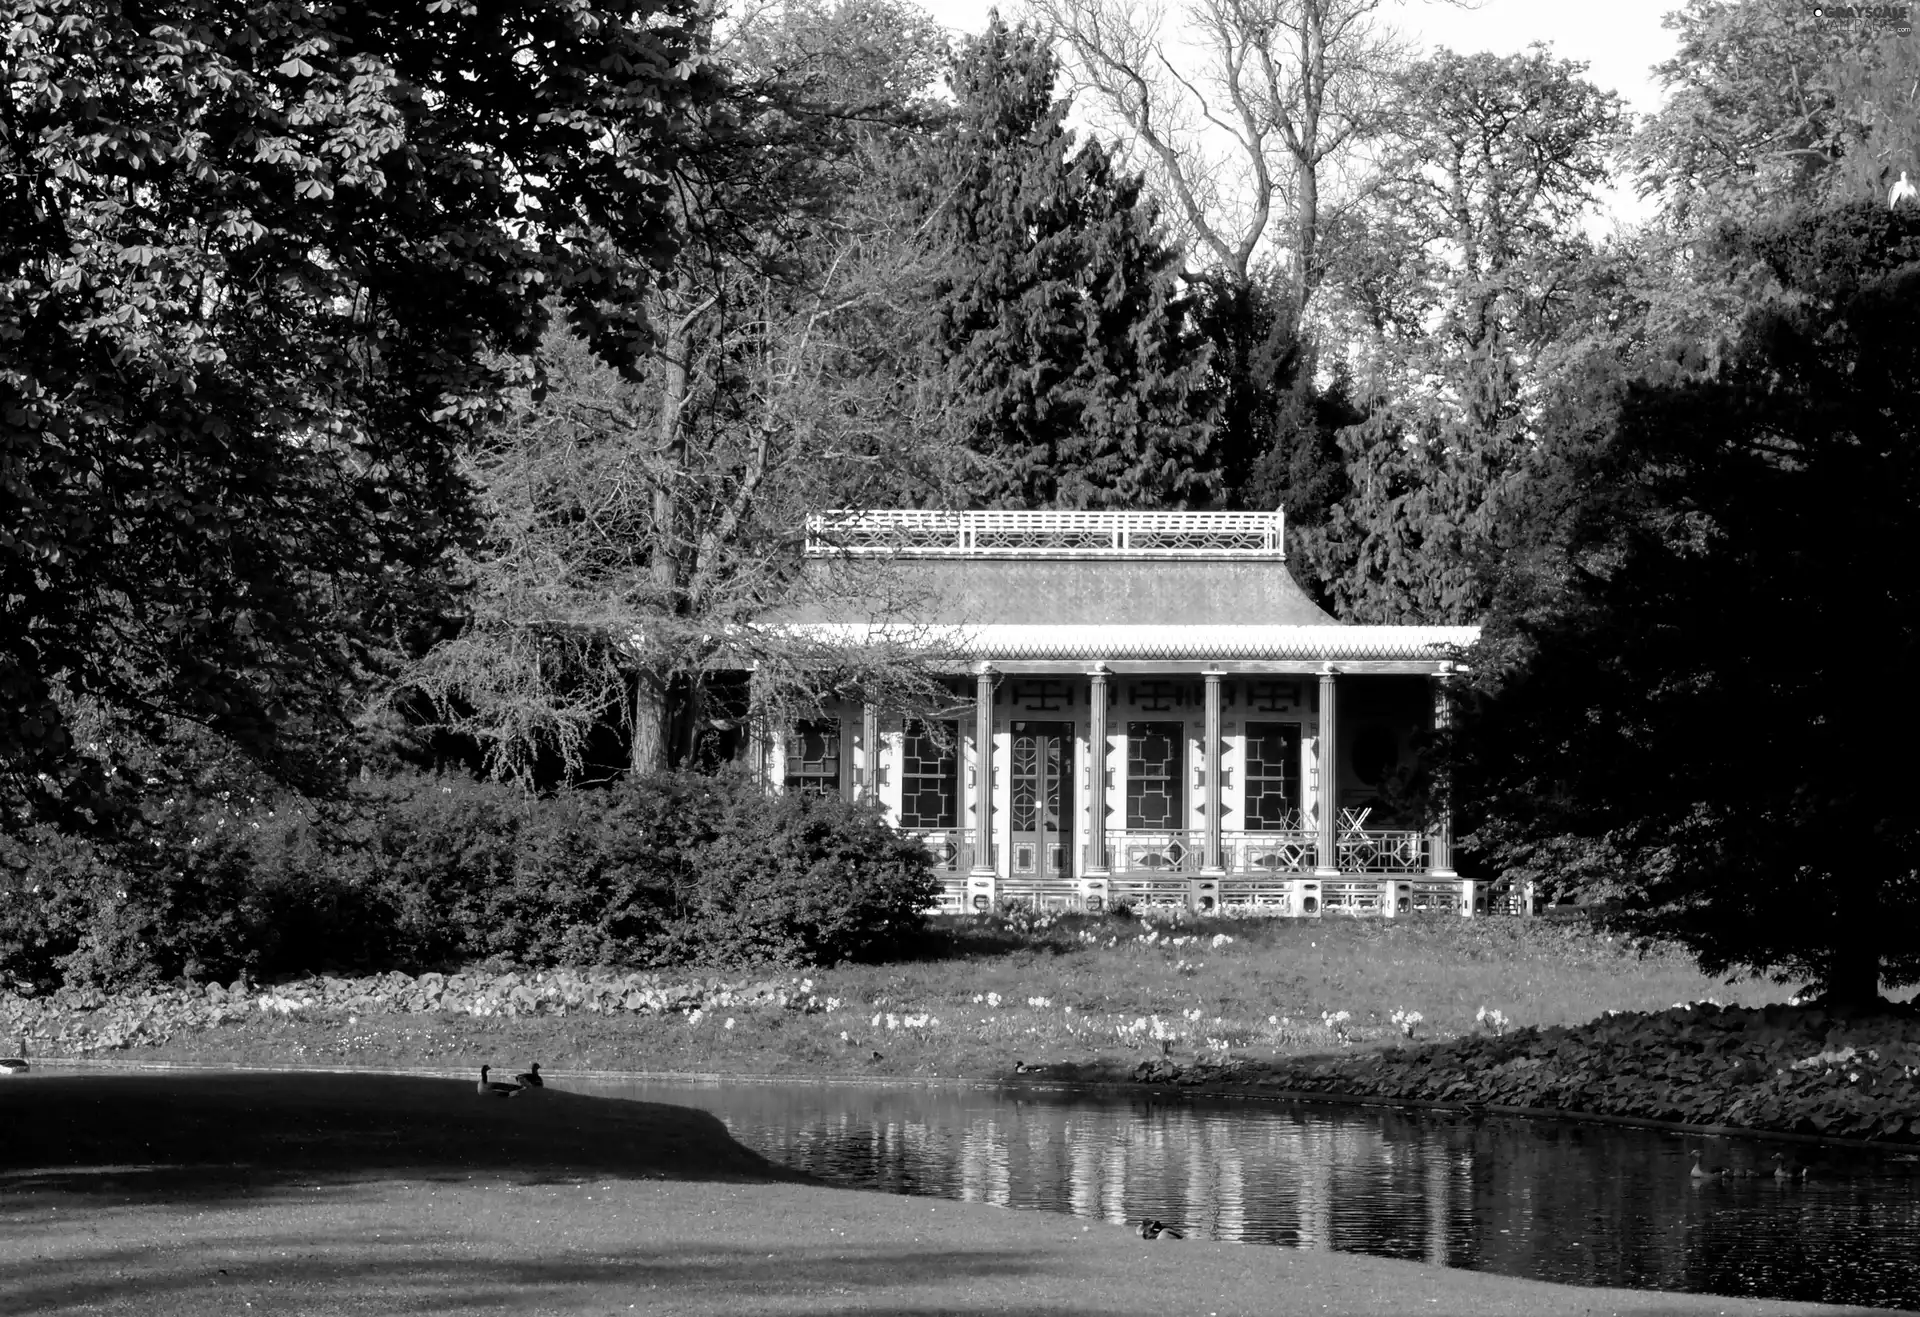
[1245,722,1302,831]
[899,720,958,829]
[1126,721,1183,830]
[784,720,841,797]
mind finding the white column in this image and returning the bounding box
[1314,666,1339,876]
[1201,669,1225,875]
[861,701,880,802]
[968,666,996,904]
[1086,667,1111,877]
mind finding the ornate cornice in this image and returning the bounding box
[772,622,1478,662]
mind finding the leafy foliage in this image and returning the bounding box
[1304,47,1628,624]
[930,16,1217,508]
[0,0,717,820]
[1261,1001,1920,1144]
[1456,203,1920,1002]
[0,772,939,990]
[1632,0,1910,227]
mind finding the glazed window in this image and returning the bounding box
[1126,721,1183,829]
[1244,722,1303,829]
[898,720,958,829]
[784,720,842,797]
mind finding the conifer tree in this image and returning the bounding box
[930,17,1216,508]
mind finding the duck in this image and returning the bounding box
[0,1037,26,1076]
[1772,1153,1808,1181]
[476,1065,522,1098]
[1689,1149,1727,1179]
[513,1062,543,1088]
[1136,1218,1184,1241]
[1013,1058,1033,1074]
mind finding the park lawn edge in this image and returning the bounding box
[26,1035,1920,1159]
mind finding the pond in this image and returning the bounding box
[568,1076,1920,1312]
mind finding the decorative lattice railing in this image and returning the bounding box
[1087,828,1425,875]
[805,509,1285,558]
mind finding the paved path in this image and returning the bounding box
[0,1074,1890,1316]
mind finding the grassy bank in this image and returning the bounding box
[5,910,1795,1079]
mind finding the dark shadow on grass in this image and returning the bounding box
[0,1230,1793,1317]
[0,1231,1065,1315]
[0,1072,807,1207]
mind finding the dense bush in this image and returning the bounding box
[673,789,942,966]
[0,771,938,991]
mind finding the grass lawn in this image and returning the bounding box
[54,912,1814,1081]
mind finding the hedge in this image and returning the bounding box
[0,771,938,991]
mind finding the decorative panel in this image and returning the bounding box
[1126,721,1184,830]
[899,720,958,830]
[1245,722,1304,830]
[784,720,841,798]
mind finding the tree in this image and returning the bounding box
[1185,268,1354,517]
[1031,0,1406,312]
[931,15,1217,509]
[1456,202,1920,1007]
[399,0,968,780]
[1303,47,1627,623]
[1,0,715,820]
[1631,0,1909,229]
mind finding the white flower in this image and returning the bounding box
[723,1017,735,1030]
[1210,933,1234,948]
[839,1030,850,1042]
[1027,996,1052,1008]
[825,997,842,1012]
[885,1013,900,1030]
[871,1013,883,1027]
[1063,1005,1073,1015]
[986,992,1002,1008]
[1183,1007,1202,1022]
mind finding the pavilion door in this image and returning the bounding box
[1009,721,1074,881]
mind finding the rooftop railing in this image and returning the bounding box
[804,509,1286,559]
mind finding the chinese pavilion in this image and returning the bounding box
[773,509,1482,917]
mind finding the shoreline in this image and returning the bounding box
[0,1069,1901,1316]
[27,1052,1920,1158]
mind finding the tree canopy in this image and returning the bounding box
[1304,46,1627,622]
[930,15,1217,509]
[1,0,717,819]
[1456,203,1920,1005]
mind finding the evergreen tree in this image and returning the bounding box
[1188,272,1355,524]
[930,17,1216,508]
[1306,48,1627,622]
[1457,203,1920,1007]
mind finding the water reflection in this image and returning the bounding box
[570,1078,1920,1311]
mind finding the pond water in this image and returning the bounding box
[569,1077,1920,1312]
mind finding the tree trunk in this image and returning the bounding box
[631,669,670,776]
[631,293,701,780]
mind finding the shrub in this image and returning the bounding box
[0,768,940,988]
[676,784,941,967]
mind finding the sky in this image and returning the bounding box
[916,0,1686,228]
